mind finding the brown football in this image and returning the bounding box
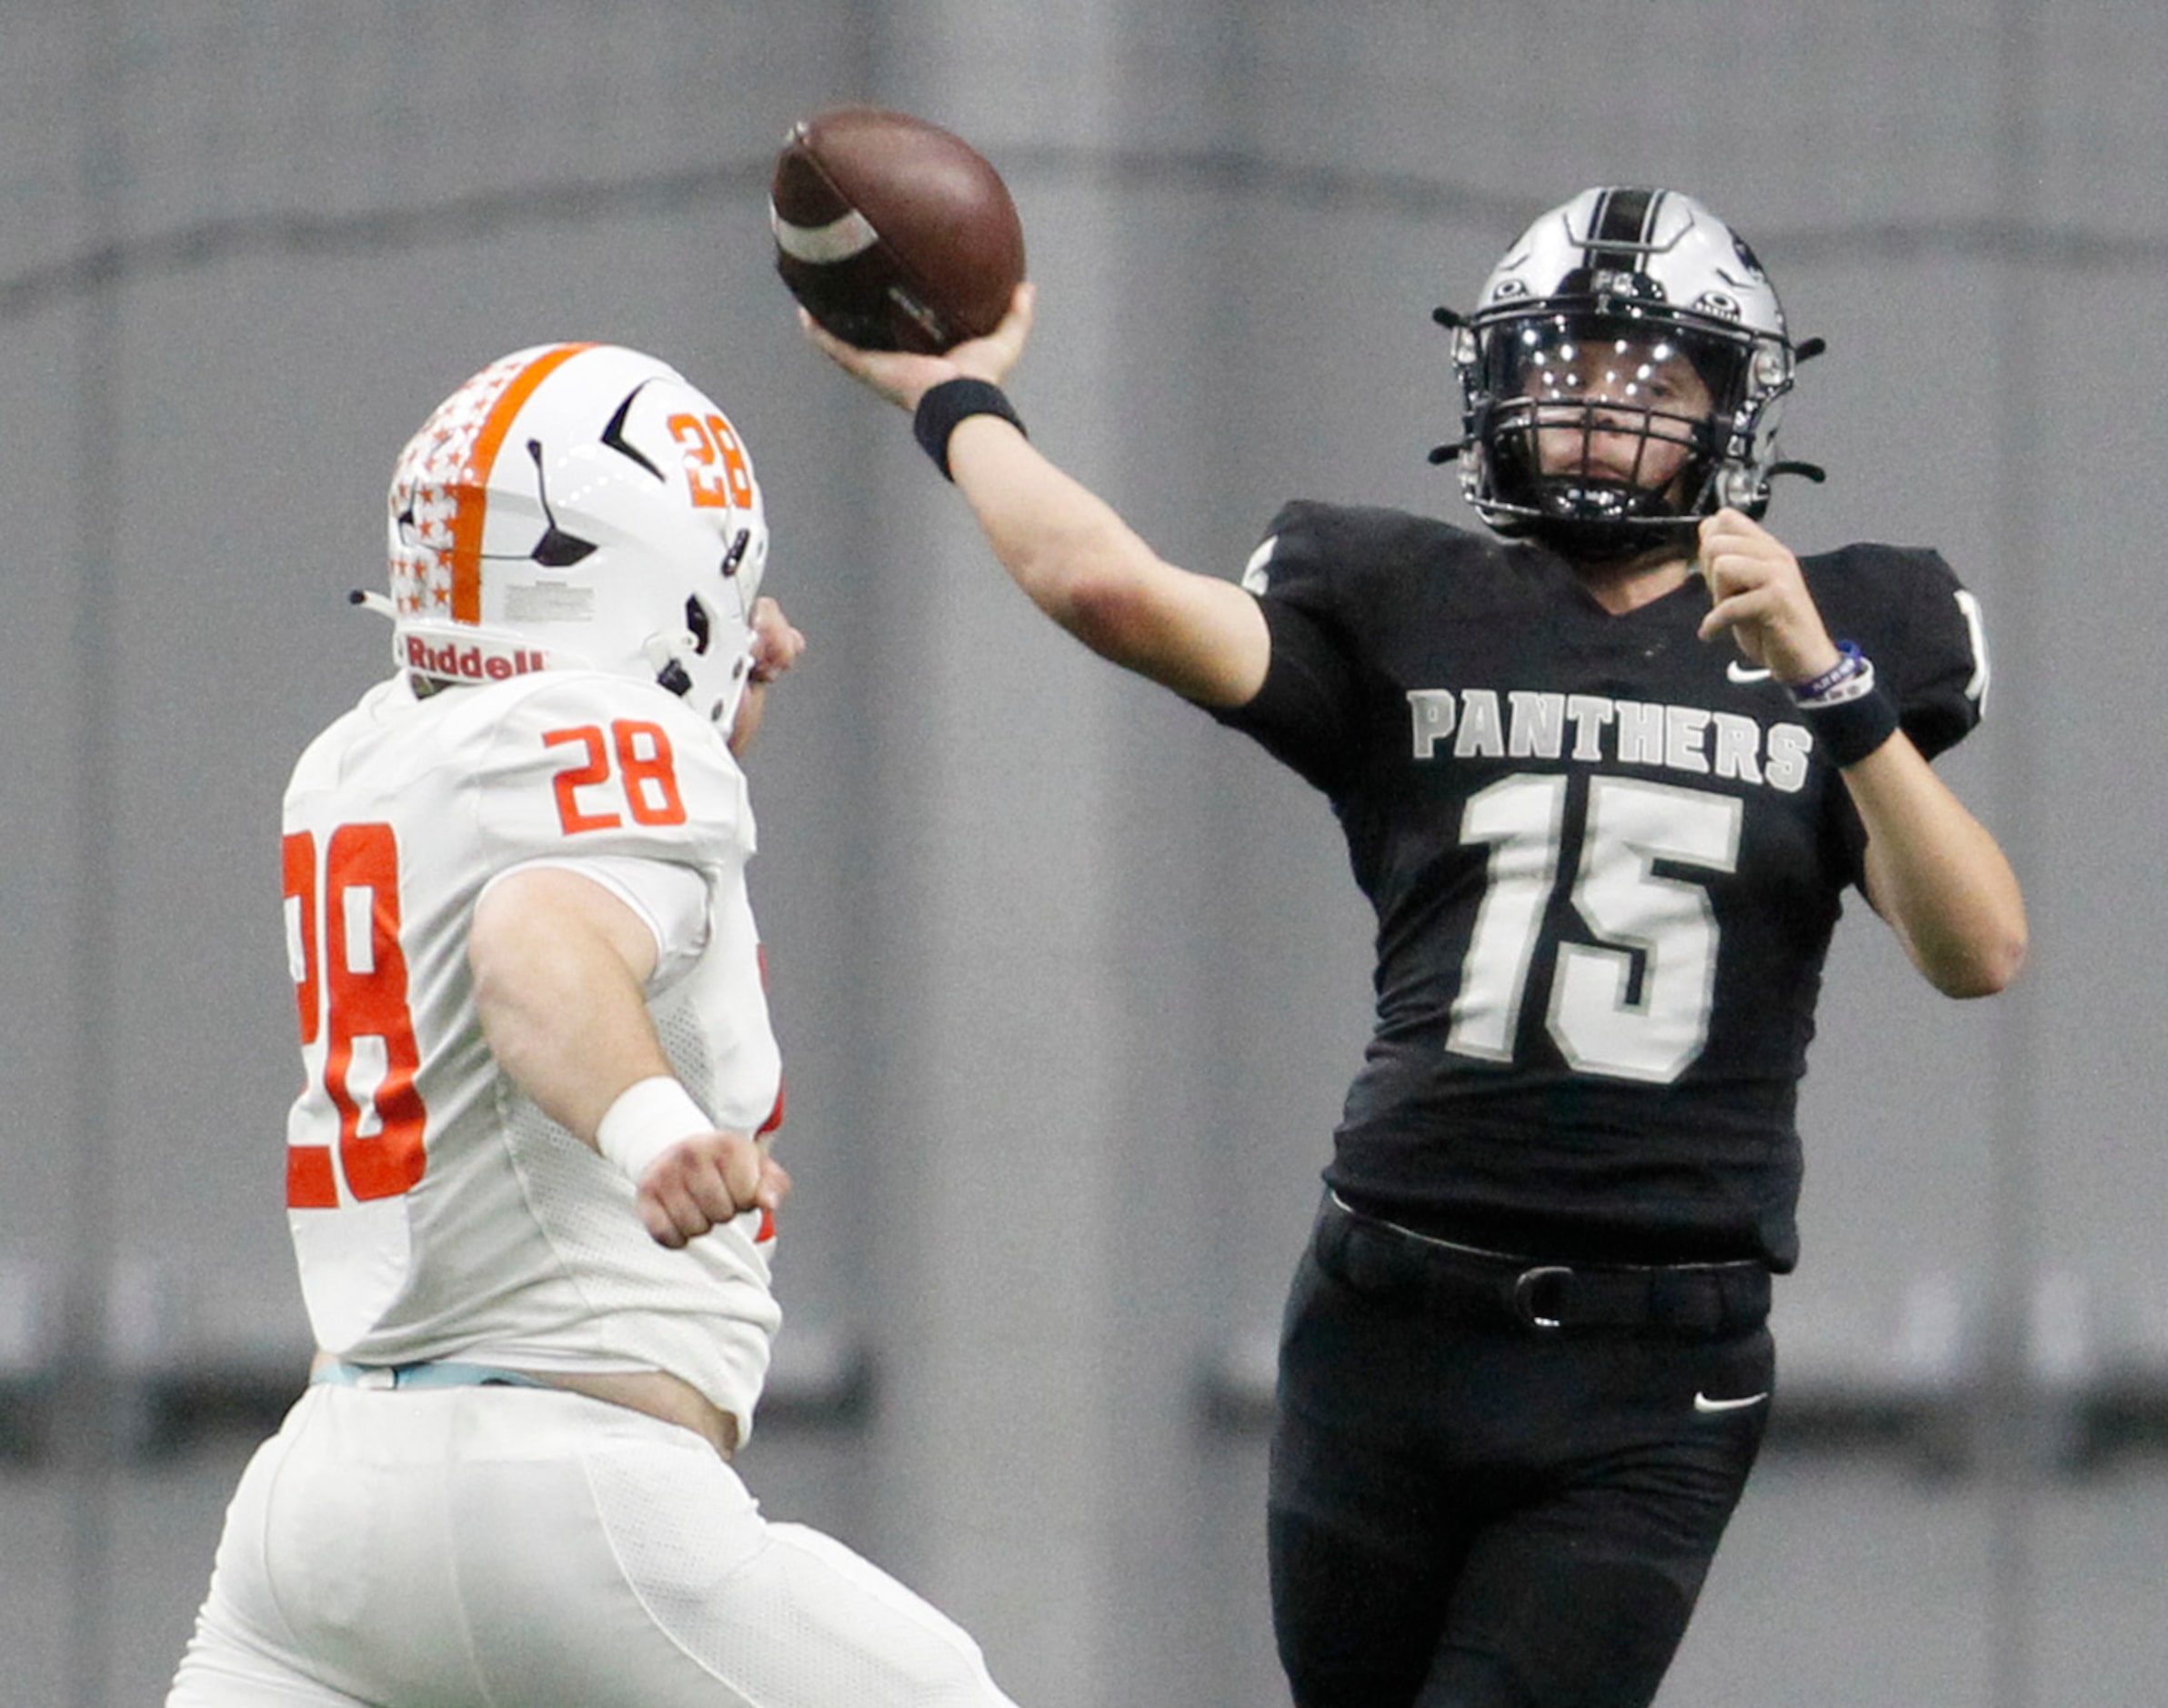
[770,107,1026,355]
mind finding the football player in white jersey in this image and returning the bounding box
[168,343,1020,1707]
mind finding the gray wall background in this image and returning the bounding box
[3,3,2165,1705]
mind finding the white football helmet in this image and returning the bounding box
[377,342,769,728]
[1446,186,1810,559]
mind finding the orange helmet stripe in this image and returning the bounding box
[446,342,596,623]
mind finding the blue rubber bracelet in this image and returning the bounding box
[1792,640,1868,706]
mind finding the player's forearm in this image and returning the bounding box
[1847,736,2028,998]
[948,417,1163,633]
[947,420,1267,704]
[727,681,771,757]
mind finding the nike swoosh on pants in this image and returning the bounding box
[1693,1390,1770,1413]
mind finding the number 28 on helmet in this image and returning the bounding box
[1439,186,1822,561]
[362,342,770,730]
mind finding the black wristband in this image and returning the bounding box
[912,378,1025,480]
[1802,677,1902,768]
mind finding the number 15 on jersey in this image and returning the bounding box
[1449,773,1742,1085]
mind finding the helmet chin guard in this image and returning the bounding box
[376,343,770,728]
[1444,186,1810,561]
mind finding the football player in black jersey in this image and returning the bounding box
[804,186,2026,1708]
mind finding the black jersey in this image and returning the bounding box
[1212,502,1986,1270]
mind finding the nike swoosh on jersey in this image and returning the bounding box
[1725,661,1773,684]
[1693,1390,1771,1413]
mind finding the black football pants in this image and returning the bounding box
[1269,1195,1775,1708]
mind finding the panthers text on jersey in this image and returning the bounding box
[279,668,784,1439]
[1215,502,1987,1269]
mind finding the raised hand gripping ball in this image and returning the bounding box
[770,107,1026,355]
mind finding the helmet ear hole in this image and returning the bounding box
[684,595,713,657]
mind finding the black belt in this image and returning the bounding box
[1315,1191,1770,1336]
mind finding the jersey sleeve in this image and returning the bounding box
[480,854,713,990]
[1892,550,1989,761]
[1812,545,1988,761]
[1208,500,1369,793]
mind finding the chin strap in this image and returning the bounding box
[348,588,396,618]
[1530,514,1699,564]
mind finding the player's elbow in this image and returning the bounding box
[1962,930,2029,999]
[1034,550,1172,664]
[1060,566,1159,655]
[1922,918,2028,1000]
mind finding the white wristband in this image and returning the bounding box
[595,1076,713,1182]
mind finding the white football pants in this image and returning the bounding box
[167,1382,1019,1707]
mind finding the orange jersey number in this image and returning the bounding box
[283,823,428,1208]
[544,720,688,834]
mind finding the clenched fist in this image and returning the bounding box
[1696,508,1842,688]
[633,1132,791,1250]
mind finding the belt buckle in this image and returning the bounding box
[1511,1265,1574,1331]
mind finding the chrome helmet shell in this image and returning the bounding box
[1452,186,1800,559]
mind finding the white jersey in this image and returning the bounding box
[279,668,783,1438]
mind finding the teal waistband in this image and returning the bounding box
[312,1361,550,1392]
